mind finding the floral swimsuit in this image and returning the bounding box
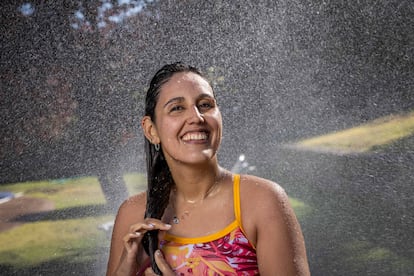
[159,174,259,275]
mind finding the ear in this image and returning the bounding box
[142,116,160,144]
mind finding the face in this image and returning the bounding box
[144,72,222,166]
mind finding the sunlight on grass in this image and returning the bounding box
[293,111,414,154]
[0,216,112,267]
[289,197,312,219]
[0,173,148,209]
[123,172,147,195]
[0,176,106,209]
[343,240,414,272]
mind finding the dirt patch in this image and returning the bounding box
[0,196,55,232]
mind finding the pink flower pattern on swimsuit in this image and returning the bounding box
[159,227,259,275]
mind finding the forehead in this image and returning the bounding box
[159,72,213,99]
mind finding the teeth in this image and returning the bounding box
[182,132,208,141]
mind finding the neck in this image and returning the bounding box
[168,160,225,202]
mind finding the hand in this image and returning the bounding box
[123,219,171,260]
[116,219,171,275]
[144,250,175,276]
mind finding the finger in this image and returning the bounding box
[143,266,162,276]
[143,219,172,231]
[123,232,142,252]
[123,232,142,243]
[129,220,171,234]
[154,250,175,275]
[143,267,157,276]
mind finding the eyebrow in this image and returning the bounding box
[163,94,215,108]
[163,97,184,108]
[198,93,215,100]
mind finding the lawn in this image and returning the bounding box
[286,110,414,275]
[0,173,146,271]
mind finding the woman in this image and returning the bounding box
[106,62,310,275]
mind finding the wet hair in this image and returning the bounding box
[141,62,207,274]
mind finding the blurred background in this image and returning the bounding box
[1,0,413,275]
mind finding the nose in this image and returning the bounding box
[186,105,205,124]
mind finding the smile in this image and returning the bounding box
[182,132,208,142]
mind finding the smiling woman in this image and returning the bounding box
[149,71,222,166]
[106,62,310,276]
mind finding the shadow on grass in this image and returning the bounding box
[12,204,112,223]
[0,252,108,276]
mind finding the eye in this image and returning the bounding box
[170,105,184,113]
[198,99,215,112]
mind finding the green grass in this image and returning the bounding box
[0,176,106,209]
[342,240,414,272]
[0,173,147,269]
[123,173,147,195]
[289,197,312,219]
[293,111,414,154]
[0,216,111,267]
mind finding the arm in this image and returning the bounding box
[106,193,174,276]
[106,193,146,276]
[241,176,310,276]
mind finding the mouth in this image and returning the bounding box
[181,131,209,142]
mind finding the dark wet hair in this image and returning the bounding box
[141,62,206,274]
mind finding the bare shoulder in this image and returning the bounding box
[239,174,288,206]
[238,174,294,245]
[115,191,147,223]
[112,191,147,240]
[111,191,148,246]
[239,174,310,275]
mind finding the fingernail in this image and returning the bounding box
[147,223,155,228]
[155,250,161,256]
[135,232,141,236]
[165,224,172,228]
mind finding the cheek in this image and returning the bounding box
[211,111,223,130]
[157,118,180,139]
[205,113,223,141]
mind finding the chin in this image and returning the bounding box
[201,149,216,159]
[177,150,217,165]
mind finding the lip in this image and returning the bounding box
[181,129,210,142]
